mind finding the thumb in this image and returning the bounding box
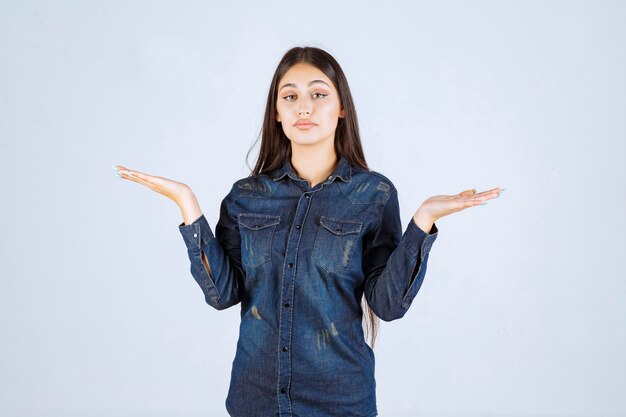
[459,188,477,196]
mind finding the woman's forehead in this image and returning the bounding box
[279,63,333,89]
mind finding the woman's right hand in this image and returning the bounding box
[113,165,193,206]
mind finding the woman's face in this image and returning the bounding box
[275,62,345,150]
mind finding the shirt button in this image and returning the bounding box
[305,194,310,199]
[288,263,293,268]
[193,233,197,238]
[283,302,290,308]
[282,346,288,352]
[328,175,332,180]
[295,224,301,229]
[280,388,286,394]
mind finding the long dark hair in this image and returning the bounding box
[246,45,380,349]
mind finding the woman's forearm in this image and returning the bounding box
[413,208,435,234]
[177,189,203,226]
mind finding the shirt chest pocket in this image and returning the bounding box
[312,216,363,272]
[238,213,281,270]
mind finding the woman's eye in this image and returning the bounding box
[282,93,328,101]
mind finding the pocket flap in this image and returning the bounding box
[319,216,363,235]
[238,213,281,230]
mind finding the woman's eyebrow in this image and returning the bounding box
[279,80,330,91]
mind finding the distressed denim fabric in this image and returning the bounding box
[178,155,438,417]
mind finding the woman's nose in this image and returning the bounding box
[297,99,312,116]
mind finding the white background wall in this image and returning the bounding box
[1,1,624,416]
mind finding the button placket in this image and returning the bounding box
[276,190,312,413]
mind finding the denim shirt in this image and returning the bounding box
[178,155,438,417]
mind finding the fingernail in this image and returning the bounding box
[472,188,477,194]
[497,188,506,198]
[480,202,489,206]
[112,166,119,171]
[115,172,121,178]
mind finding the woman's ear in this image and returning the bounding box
[276,113,281,122]
[339,108,345,118]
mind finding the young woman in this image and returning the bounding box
[114,46,502,417]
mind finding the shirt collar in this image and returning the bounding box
[272,155,352,183]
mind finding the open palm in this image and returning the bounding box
[113,165,191,205]
[419,187,503,223]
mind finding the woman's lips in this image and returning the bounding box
[295,122,316,129]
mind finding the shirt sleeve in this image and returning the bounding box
[178,187,245,310]
[362,188,438,321]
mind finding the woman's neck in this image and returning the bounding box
[290,146,338,188]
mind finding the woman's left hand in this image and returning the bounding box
[413,187,504,233]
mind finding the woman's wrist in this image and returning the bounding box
[413,208,436,234]
[177,189,203,225]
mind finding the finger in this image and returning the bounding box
[115,167,136,179]
[114,166,131,181]
[484,187,504,200]
[450,188,502,210]
[455,192,489,203]
[124,172,154,189]
[450,197,484,212]
[114,165,140,176]
[456,194,490,206]
[113,165,134,177]
[117,167,149,182]
[115,167,153,187]
[467,192,501,206]
[472,188,502,198]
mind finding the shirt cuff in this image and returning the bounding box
[405,218,438,262]
[178,214,215,254]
